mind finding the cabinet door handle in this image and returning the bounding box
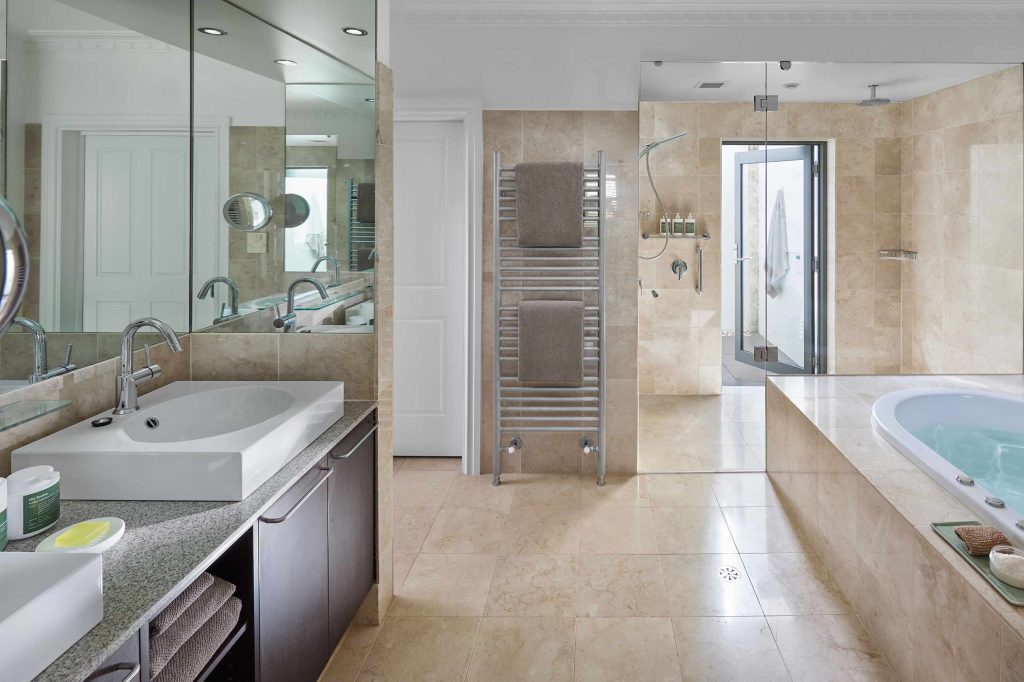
[88,663,140,682]
[259,468,332,524]
[331,423,378,460]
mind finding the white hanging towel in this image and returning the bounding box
[765,188,789,298]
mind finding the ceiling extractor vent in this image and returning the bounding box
[696,81,728,89]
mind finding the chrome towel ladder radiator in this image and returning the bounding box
[492,150,607,486]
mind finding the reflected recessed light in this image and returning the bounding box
[783,82,800,89]
[364,97,375,102]
[197,27,227,36]
[342,27,368,36]
[275,59,298,66]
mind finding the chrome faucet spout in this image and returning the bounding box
[274,276,329,333]
[197,276,240,317]
[12,317,48,382]
[113,317,182,415]
[311,256,341,287]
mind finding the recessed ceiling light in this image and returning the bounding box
[783,82,800,89]
[342,27,368,36]
[275,59,297,66]
[364,97,375,102]
[197,27,227,36]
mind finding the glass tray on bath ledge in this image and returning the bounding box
[932,521,1024,606]
[0,400,72,433]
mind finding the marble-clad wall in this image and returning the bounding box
[766,380,1024,680]
[481,110,639,475]
[900,65,1024,374]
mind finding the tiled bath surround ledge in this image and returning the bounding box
[767,374,1024,680]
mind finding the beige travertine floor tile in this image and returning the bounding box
[500,506,581,554]
[672,616,790,681]
[576,554,670,617]
[722,506,813,553]
[393,505,439,554]
[400,456,461,471]
[651,507,738,554]
[768,614,895,681]
[484,554,578,617]
[580,506,658,554]
[393,552,416,594]
[393,470,458,508]
[356,616,479,681]
[421,507,508,554]
[742,553,848,616]
[465,617,575,682]
[509,474,583,509]
[660,554,763,617]
[580,474,650,508]
[322,623,381,682]
[392,554,498,617]
[574,617,682,681]
[443,474,515,511]
[710,473,781,507]
[643,474,718,507]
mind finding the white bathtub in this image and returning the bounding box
[872,388,1024,547]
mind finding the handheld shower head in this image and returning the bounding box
[638,131,688,159]
[858,84,891,107]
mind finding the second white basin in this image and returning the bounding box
[12,381,344,501]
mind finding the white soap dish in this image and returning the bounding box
[35,517,125,554]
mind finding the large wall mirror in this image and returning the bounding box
[0,0,377,393]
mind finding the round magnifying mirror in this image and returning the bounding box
[0,197,30,335]
[222,192,273,232]
[283,193,311,228]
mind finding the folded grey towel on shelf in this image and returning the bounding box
[150,573,215,637]
[150,575,236,679]
[514,162,584,247]
[357,183,376,223]
[152,596,243,682]
[517,300,584,385]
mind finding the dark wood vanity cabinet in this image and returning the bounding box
[257,458,332,682]
[327,416,377,644]
[85,632,141,681]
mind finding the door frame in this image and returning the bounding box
[40,114,229,330]
[729,141,828,375]
[394,99,483,475]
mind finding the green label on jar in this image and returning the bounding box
[0,508,7,551]
[22,482,60,535]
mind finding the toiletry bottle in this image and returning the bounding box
[659,214,669,236]
[7,465,60,540]
[672,212,684,236]
[684,213,697,237]
[0,477,7,551]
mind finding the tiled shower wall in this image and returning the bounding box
[900,65,1024,374]
[482,110,639,475]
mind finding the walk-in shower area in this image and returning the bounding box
[638,61,1024,473]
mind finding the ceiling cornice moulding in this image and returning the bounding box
[392,1,1024,26]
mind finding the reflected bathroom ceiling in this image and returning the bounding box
[640,61,1011,102]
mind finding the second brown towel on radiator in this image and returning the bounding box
[150,575,236,679]
[357,183,376,223]
[515,162,584,247]
[518,300,584,385]
[152,596,243,682]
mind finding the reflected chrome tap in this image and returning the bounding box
[114,317,183,415]
[197,276,240,323]
[311,256,341,287]
[274,276,328,333]
[10,317,76,383]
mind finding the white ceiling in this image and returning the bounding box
[640,62,1014,103]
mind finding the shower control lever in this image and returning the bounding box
[671,260,688,280]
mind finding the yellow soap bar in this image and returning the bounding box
[54,520,111,548]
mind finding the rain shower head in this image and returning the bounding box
[858,84,891,107]
[638,131,688,159]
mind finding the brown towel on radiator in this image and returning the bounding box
[152,596,242,682]
[518,300,584,385]
[357,183,376,223]
[150,573,214,637]
[515,162,584,247]
[150,576,236,678]
[356,247,375,271]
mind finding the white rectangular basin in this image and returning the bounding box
[12,381,344,501]
[0,553,103,682]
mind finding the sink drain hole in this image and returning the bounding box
[145,417,160,429]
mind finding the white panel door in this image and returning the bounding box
[394,121,468,458]
[83,135,190,332]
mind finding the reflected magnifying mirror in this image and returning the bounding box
[222,192,274,232]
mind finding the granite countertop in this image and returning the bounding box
[7,400,377,682]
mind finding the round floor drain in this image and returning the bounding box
[718,566,741,581]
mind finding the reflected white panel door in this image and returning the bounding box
[394,121,468,458]
[83,135,190,332]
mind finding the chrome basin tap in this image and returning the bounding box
[114,317,183,415]
[11,316,77,383]
[311,256,341,287]
[197,276,240,322]
[274,277,329,333]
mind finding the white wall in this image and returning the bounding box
[391,22,1024,109]
[286,111,376,159]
